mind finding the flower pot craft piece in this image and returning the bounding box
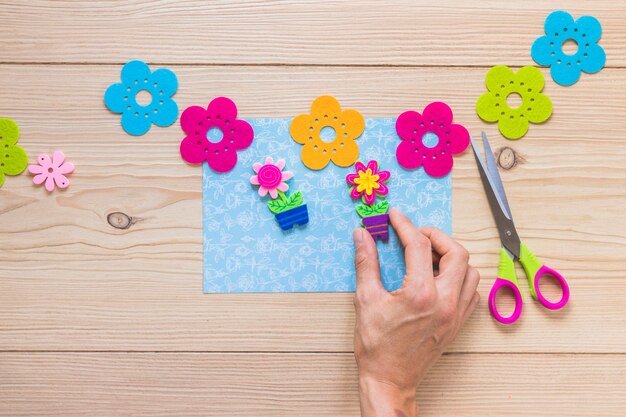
[346,160,391,241]
[357,201,390,241]
[270,194,309,231]
[250,156,309,231]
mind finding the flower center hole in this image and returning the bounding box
[206,127,224,143]
[506,92,523,109]
[421,131,439,148]
[562,39,578,56]
[319,126,336,142]
[135,89,153,107]
[47,168,54,173]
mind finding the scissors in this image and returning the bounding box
[471,132,570,324]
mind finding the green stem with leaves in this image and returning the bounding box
[267,190,305,214]
[355,200,390,218]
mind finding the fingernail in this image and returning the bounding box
[353,228,364,248]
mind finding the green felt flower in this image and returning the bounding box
[0,118,28,188]
[476,66,553,140]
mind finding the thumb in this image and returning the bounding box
[353,228,383,295]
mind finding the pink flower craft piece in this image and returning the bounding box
[250,156,308,231]
[27,151,75,192]
[346,160,390,205]
[179,97,254,173]
[250,156,293,199]
[395,102,470,178]
[346,160,392,241]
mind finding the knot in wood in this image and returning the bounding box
[497,147,517,170]
[107,212,133,230]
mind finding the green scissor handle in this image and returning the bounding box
[518,243,544,300]
[519,243,570,310]
[489,244,570,325]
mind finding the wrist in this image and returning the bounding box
[358,375,418,417]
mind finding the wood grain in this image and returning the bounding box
[0,65,625,352]
[0,1,625,66]
[1,352,625,416]
[1,1,626,415]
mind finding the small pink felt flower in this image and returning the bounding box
[250,156,293,199]
[28,151,75,192]
[179,96,254,173]
[346,160,390,205]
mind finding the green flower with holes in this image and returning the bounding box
[476,65,553,140]
[0,118,28,188]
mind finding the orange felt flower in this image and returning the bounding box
[290,96,365,170]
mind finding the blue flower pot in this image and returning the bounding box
[275,204,309,230]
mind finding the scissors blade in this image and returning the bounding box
[481,132,513,219]
[470,133,521,258]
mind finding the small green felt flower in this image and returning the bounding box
[476,66,552,140]
[0,118,28,188]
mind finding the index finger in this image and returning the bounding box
[419,226,469,291]
[353,227,384,297]
[389,208,433,288]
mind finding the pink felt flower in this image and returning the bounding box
[250,156,293,199]
[395,102,469,177]
[27,151,75,192]
[346,160,390,205]
[179,97,254,173]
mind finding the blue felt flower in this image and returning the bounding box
[104,60,179,135]
[531,11,606,86]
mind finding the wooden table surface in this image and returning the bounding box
[1,1,625,416]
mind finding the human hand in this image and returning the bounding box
[353,208,480,417]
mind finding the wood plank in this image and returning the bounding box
[0,1,625,66]
[1,352,624,416]
[1,65,625,352]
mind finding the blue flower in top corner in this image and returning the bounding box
[531,11,606,86]
[104,60,179,135]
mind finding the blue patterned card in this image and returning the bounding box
[203,118,452,293]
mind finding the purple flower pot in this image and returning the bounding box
[361,213,390,240]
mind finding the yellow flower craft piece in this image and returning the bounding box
[354,168,380,197]
[290,96,365,170]
[346,160,390,205]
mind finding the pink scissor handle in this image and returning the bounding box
[533,265,570,310]
[488,278,523,325]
